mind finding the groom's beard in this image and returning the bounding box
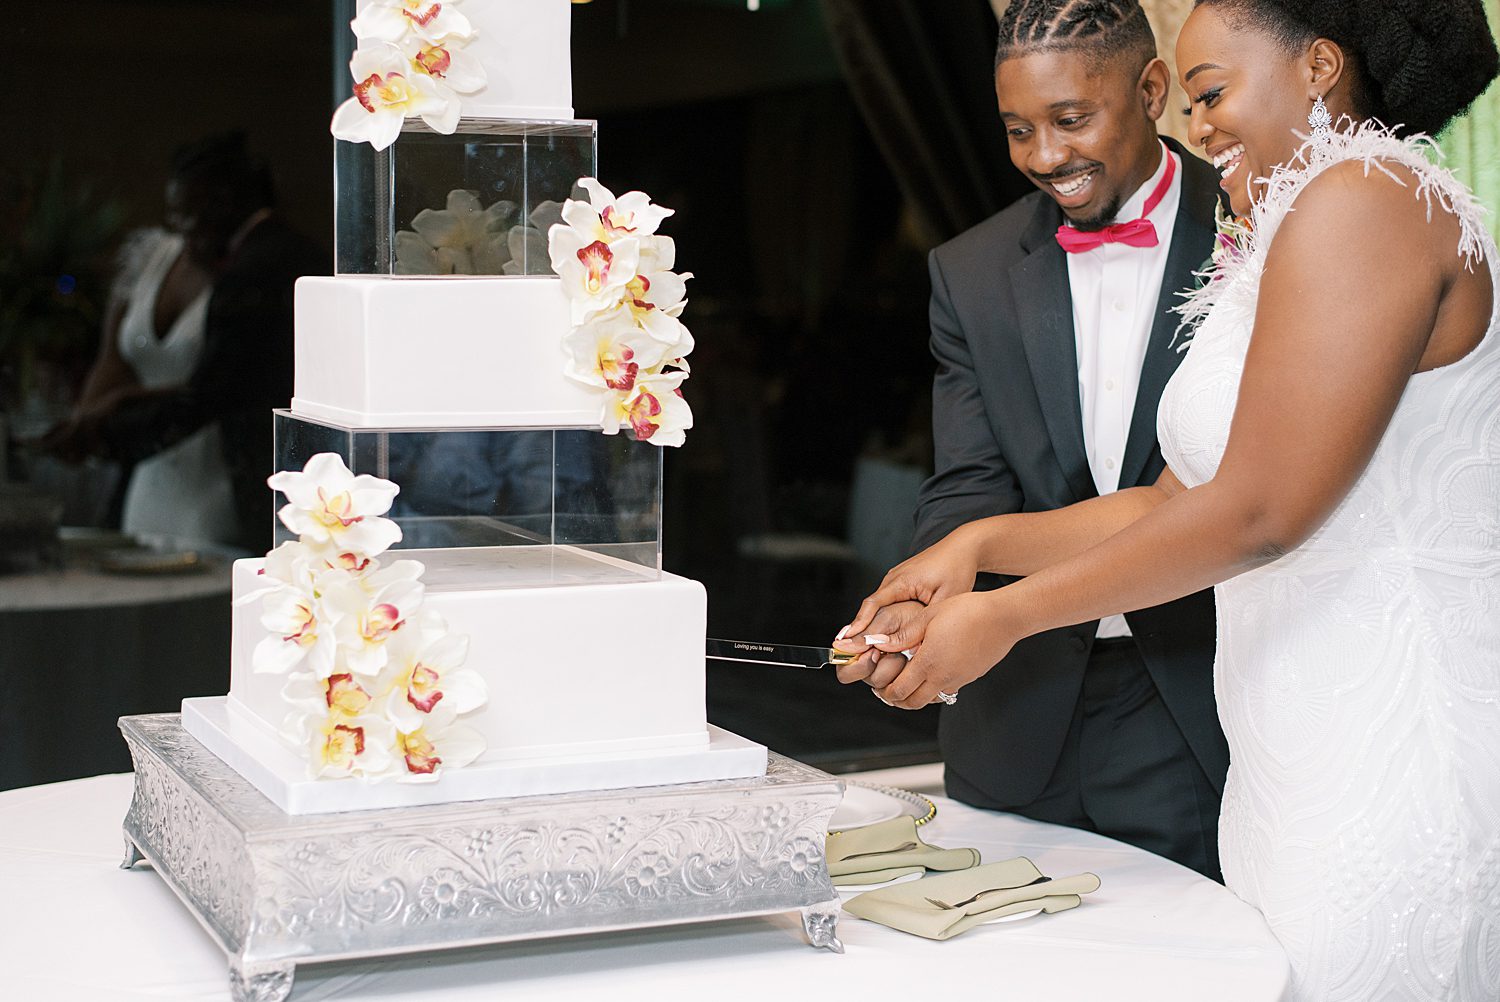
[1066,194,1126,233]
[1032,161,1122,232]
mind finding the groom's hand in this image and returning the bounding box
[844,529,980,638]
[834,600,926,686]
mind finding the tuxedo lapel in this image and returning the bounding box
[1119,140,1221,489]
[1011,198,1097,503]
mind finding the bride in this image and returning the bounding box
[837,1,1500,998]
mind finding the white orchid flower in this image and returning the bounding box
[395,718,486,780]
[620,270,695,351]
[383,632,485,734]
[549,226,641,322]
[323,560,427,677]
[394,230,473,275]
[268,453,403,560]
[394,190,514,275]
[601,370,694,447]
[564,178,675,242]
[287,708,400,780]
[401,35,486,93]
[637,234,676,274]
[351,0,474,46]
[562,311,673,393]
[331,44,458,151]
[252,585,338,678]
[503,202,567,275]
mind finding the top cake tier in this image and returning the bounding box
[454,0,573,120]
[346,0,575,121]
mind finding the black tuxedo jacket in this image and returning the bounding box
[916,137,1229,808]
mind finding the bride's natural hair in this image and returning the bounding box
[1194,0,1498,137]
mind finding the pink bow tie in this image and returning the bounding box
[1055,148,1176,254]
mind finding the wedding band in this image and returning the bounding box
[936,691,958,705]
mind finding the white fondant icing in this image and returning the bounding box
[293,276,601,428]
[459,0,573,120]
[228,548,712,766]
[183,696,767,814]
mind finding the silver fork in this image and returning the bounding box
[924,875,1051,910]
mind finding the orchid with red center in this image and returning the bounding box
[331,43,457,151]
[548,225,641,323]
[602,370,693,448]
[620,269,694,351]
[352,0,474,47]
[325,560,427,677]
[563,178,675,244]
[394,718,485,782]
[400,729,442,774]
[383,630,485,734]
[297,713,398,779]
[269,453,402,561]
[562,310,672,393]
[402,36,485,94]
[253,586,338,678]
[325,673,373,717]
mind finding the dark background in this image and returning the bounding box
[5,0,1034,783]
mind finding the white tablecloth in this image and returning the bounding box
[1,774,1290,1002]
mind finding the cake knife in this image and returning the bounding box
[705,639,860,671]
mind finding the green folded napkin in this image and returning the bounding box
[826,816,980,887]
[842,857,1101,940]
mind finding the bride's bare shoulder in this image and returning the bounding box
[1278,156,1467,261]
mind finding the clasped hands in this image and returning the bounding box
[832,527,1021,710]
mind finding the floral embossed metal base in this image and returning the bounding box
[120,714,844,1002]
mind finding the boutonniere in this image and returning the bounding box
[1211,203,1254,270]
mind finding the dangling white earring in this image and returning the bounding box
[1308,94,1332,140]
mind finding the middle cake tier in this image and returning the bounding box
[293,275,599,428]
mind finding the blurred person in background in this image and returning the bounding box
[44,133,326,552]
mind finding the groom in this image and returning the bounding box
[845,1,1228,879]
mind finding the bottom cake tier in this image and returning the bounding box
[203,545,767,813]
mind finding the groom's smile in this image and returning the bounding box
[995,47,1168,232]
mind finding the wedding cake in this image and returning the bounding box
[181,0,767,814]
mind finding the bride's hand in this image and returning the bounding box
[842,528,982,638]
[869,592,1018,710]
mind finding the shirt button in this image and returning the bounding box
[1106,458,1117,470]
[1112,301,1125,312]
[1106,379,1116,391]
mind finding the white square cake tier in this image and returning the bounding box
[211,547,765,812]
[292,276,601,428]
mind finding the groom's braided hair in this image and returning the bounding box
[994,0,1158,73]
[1195,0,1498,137]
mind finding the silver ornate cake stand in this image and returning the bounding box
[119,714,845,1002]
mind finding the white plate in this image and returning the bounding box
[835,871,925,895]
[828,783,934,832]
[983,907,1044,926]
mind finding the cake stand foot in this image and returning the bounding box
[120,837,143,870]
[801,901,844,953]
[229,963,295,1002]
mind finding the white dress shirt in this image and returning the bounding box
[1063,142,1180,638]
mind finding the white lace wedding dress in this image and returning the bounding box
[1158,125,1500,1000]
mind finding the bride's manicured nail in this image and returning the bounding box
[834,625,851,642]
[864,634,891,645]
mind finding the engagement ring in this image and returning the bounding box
[936,691,957,705]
